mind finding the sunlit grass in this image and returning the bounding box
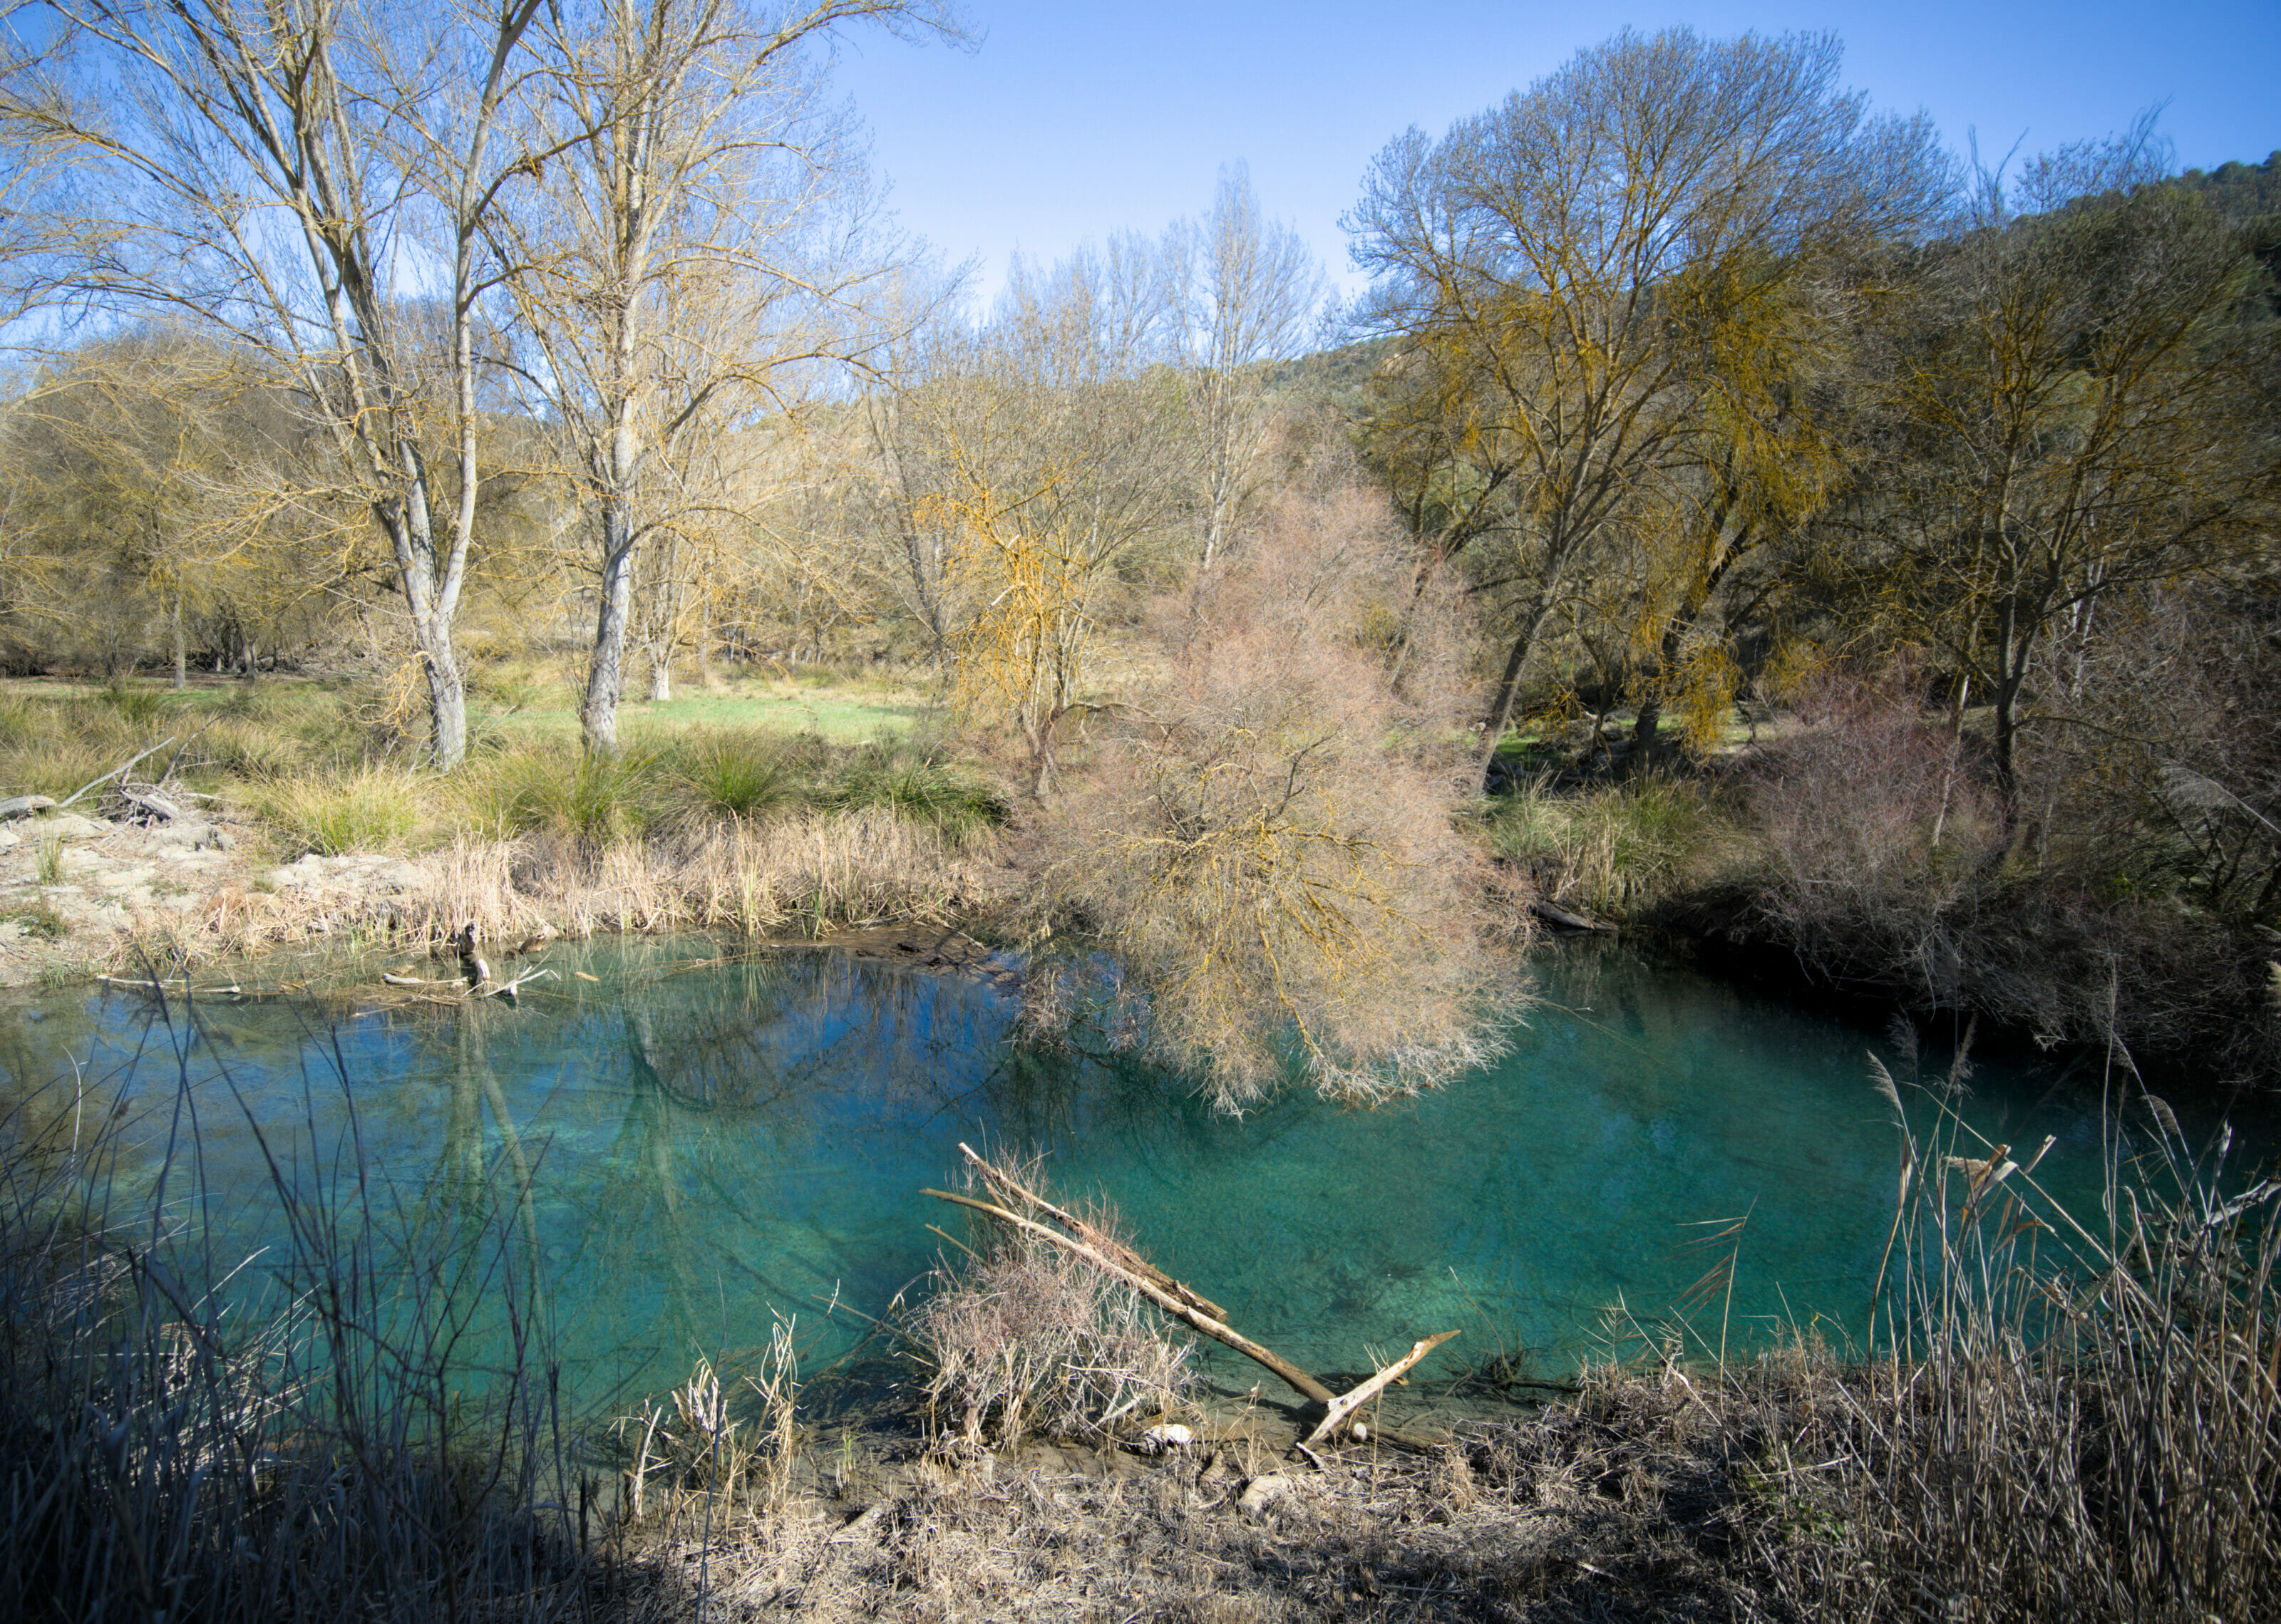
[248,767,423,856]
[1478,772,1742,917]
[467,665,939,745]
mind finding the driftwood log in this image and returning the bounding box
[925,1143,1458,1451]
[1300,1330,1461,1448]
[381,964,555,1001]
[97,973,243,998]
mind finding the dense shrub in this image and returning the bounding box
[1031,485,1518,1110]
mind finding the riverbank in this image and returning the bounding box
[1480,752,2281,1094]
[0,793,1022,990]
[602,1384,1753,1622]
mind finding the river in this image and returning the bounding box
[0,933,2233,1427]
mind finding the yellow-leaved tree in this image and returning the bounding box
[936,464,1103,797]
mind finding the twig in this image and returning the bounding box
[926,1222,982,1263]
[58,738,176,809]
[957,1143,1227,1318]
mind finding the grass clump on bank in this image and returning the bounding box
[246,765,423,855]
[1478,771,1741,921]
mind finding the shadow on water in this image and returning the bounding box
[1,932,2268,1427]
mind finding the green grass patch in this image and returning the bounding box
[249,768,422,857]
[1479,772,1734,917]
[452,726,1008,847]
[0,671,999,862]
[462,664,938,748]
[3,899,69,939]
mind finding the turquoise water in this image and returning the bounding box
[0,936,2236,1417]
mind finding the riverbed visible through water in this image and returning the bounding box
[0,935,2247,1422]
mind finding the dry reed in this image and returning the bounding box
[112,810,1009,974]
[0,1021,605,1623]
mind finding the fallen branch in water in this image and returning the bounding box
[924,1145,1458,1450]
[98,973,242,998]
[1301,1330,1461,1449]
[380,964,557,1002]
[959,1143,1227,1318]
[922,1186,1336,1407]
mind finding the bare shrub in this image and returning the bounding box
[1034,485,1520,1110]
[2019,590,2281,1071]
[1748,658,2005,1005]
[908,1159,1193,1452]
[1749,629,2281,1072]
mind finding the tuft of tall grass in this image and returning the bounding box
[0,694,34,749]
[451,743,669,848]
[1694,1034,2281,1620]
[1481,772,1731,918]
[0,695,150,800]
[666,727,822,823]
[825,738,1006,842]
[249,767,424,855]
[612,1325,801,1530]
[98,677,169,727]
[190,715,310,782]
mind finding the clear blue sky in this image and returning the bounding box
[830,1,2281,309]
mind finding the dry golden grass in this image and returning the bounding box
[907,1153,1196,1454]
[113,810,1010,974]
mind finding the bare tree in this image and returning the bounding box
[1,0,554,765]
[1348,27,1948,773]
[497,0,953,756]
[1163,163,1322,569]
[882,243,1191,793]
